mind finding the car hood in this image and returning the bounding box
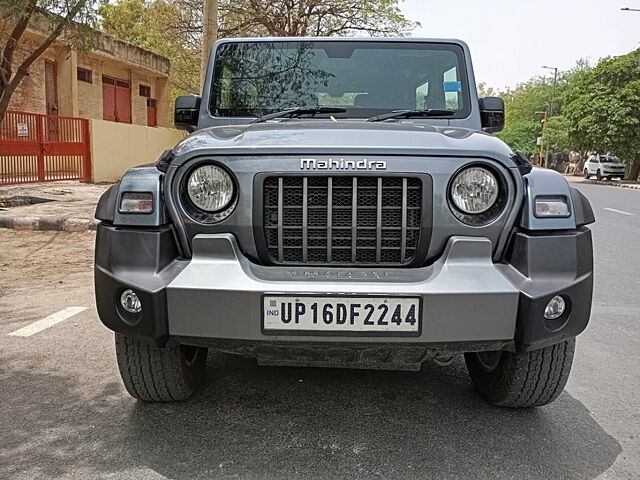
[172,121,515,165]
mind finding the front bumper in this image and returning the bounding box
[95,224,593,356]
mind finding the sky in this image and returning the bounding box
[400,0,639,90]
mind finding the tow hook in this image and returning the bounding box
[432,355,455,366]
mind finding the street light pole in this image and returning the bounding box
[201,0,218,89]
[541,66,558,168]
[542,65,558,116]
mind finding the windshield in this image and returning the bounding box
[600,156,620,163]
[210,41,471,119]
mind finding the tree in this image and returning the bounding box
[218,0,419,37]
[99,0,198,93]
[496,78,555,153]
[476,82,496,98]
[99,0,419,99]
[0,0,103,122]
[563,49,640,180]
[544,115,571,152]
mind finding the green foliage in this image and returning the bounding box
[1,0,104,50]
[496,77,554,153]
[476,82,496,98]
[544,115,571,152]
[99,0,199,94]
[220,0,420,37]
[563,49,640,164]
[494,60,596,155]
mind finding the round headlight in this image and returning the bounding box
[450,167,499,214]
[187,165,234,212]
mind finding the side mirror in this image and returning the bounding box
[174,95,201,132]
[479,96,505,134]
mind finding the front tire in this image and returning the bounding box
[596,169,603,181]
[465,339,575,408]
[115,333,208,401]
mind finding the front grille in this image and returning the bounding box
[263,176,422,265]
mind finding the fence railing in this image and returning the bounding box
[0,110,91,185]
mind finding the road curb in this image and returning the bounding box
[580,179,640,190]
[0,216,98,232]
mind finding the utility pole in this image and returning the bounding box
[541,66,558,168]
[542,65,558,116]
[201,0,218,90]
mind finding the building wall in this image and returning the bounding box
[90,119,185,183]
[3,30,171,127]
[75,56,171,127]
[6,36,49,115]
[77,55,103,120]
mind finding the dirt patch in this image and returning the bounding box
[0,230,95,290]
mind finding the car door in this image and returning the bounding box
[588,157,598,174]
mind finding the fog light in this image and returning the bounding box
[544,295,565,320]
[120,289,142,314]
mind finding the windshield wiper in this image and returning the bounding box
[251,107,347,124]
[366,109,456,122]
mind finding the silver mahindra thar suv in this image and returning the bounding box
[95,38,594,407]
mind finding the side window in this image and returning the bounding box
[417,68,462,110]
[443,67,461,110]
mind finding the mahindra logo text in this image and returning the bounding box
[300,158,387,170]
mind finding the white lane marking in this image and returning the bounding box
[603,207,634,216]
[8,306,88,337]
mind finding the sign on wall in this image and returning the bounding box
[17,123,29,137]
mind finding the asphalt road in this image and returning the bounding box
[0,182,638,480]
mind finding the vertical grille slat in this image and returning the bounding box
[401,178,408,261]
[327,177,333,263]
[263,175,422,266]
[351,177,358,263]
[302,177,308,263]
[277,177,284,262]
[376,177,382,263]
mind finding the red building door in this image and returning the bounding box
[147,98,157,127]
[102,76,131,123]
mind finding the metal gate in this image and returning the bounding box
[0,110,91,185]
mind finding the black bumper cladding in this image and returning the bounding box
[94,223,593,353]
[501,227,593,352]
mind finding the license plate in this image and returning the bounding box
[262,295,421,335]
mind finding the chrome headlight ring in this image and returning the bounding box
[180,162,238,224]
[448,164,507,226]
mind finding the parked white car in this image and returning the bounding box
[584,155,626,180]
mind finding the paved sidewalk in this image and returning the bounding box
[563,174,640,190]
[0,181,111,231]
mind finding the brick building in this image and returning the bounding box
[5,14,171,127]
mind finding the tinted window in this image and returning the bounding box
[600,156,619,163]
[210,41,471,119]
